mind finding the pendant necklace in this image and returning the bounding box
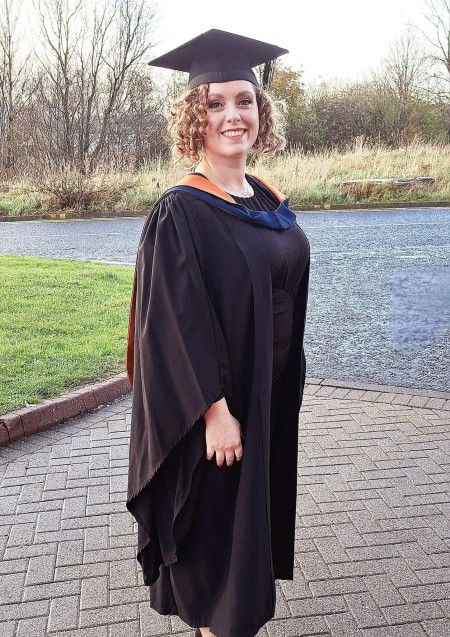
[201,157,253,198]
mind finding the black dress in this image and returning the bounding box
[144,176,310,634]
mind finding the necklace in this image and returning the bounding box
[200,158,253,198]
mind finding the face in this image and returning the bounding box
[203,80,259,162]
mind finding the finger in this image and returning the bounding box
[235,444,244,462]
[225,452,235,466]
[216,451,225,467]
[206,448,215,461]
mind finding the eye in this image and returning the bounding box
[208,100,222,109]
[239,98,253,106]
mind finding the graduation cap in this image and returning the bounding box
[149,29,288,90]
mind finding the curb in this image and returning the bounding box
[0,210,146,223]
[292,201,450,212]
[0,372,132,448]
[1,201,450,222]
[304,377,450,410]
[0,374,448,449]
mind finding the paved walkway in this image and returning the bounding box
[1,382,449,637]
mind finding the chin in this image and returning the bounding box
[222,142,253,156]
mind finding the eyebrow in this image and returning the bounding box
[208,90,255,99]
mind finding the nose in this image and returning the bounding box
[226,104,241,122]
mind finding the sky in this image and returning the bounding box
[154,0,428,84]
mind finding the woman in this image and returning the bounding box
[127,29,310,637]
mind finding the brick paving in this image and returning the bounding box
[0,383,449,637]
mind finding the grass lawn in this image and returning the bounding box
[0,256,134,415]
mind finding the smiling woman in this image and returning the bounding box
[201,83,260,171]
[168,79,283,197]
[126,29,311,637]
[167,79,285,178]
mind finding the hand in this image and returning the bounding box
[204,398,243,467]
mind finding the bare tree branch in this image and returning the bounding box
[0,0,35,175]
[413,0,450,94]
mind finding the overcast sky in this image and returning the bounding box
[154,0,428,83]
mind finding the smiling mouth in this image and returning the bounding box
[222,130,246,138]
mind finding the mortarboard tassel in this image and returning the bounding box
[262,60,275,91]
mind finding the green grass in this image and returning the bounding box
[0,188,44,216]
[0,256,134,414]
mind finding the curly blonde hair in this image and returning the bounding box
[168,83,285,163]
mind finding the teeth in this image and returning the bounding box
[223,130,244,137]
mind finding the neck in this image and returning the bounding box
[199,155,252,197]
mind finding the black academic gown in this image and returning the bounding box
[127,177,310,637]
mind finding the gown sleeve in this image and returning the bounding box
[127,193,226,581]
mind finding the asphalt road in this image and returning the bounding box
[1,207,449,392]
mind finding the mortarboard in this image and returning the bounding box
[148,29,288,90]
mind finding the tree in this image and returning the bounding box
[105,68,171,166]
[373,29,429,145]
[414,0,450,138]
[88,0,156,168]
[0,0,34,176]
[269,63,308,149]
[33,0,156,170]
[417,0,450,92]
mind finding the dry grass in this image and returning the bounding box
[250,139,450,205]
[1,140,450,215]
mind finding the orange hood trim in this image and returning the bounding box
[176,174,286,203]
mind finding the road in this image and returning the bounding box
[1,207,449,392]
